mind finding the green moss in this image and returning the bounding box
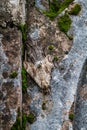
[50,0,61,12]
[11,110,35,129]
[69,113,74,121]
[58,13,72,34]
[53,56,59,61]
[22,67,27,93]
[44,0,74,19]
[43,0,60,19]
[18,24,27,43]
[11,117,21,130]
[48,45,55,50]
[11,111,21,130]
[9,71,18,79]
[69,4,81,15]
[58,0,74,14]
[22,114,27,130]
[27,113,35,124]
[18,24,27,60]
[43,11,58,20]
[11,113,27,130]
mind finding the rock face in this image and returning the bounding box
[0,0,25,129]
[0,0,25,27]
[74,60,87,130]
[24,55,53,91]
[0,28,22,129]
[1,0,87,130]
[25,1,72,90]
[26,0,87,130]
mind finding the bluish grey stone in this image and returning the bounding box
[29,0,87,130]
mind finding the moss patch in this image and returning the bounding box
[11,112,36,130]
[22,67,27,93]
[53,55,59,61]
[18,24,27,60]
[22,114,27,130]
[11,114,27,130]
[69,4,81,15]
[27,113,35,124]
[43,0,60,20]
[11,117,21,130]
[69,113,74,121]
[58,13,72,34]
[9,71,18,79]
[58,0,74,14]
[11,111,21,130]
[44,0,74,19]
[18,24,27,43]
[48,45,55,50]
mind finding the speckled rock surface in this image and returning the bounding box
[74,61,87,129]
[25,2,72,90]
[27,0,87,130]
[0,28,22,130]
[0,1,25,129]
[0,0,25,27]
[0,0,87,130]
[24,55,53,91]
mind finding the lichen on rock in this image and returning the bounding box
[24,55,53,92]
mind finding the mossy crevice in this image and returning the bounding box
[44,0,74,19]
[69,113,74,121]
[11,112,36,130]
[22,66,27,93]
[27,113,36,124]
[18,24,28,93]
[18,24,27,43]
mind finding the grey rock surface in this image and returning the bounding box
[74,62,87,129]
[0,0,87,130]
[29,0,87,130]
[0,0,25,129]
[35,0,46,10]
[0,28,22,129]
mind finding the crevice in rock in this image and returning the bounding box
[74,59,87,130]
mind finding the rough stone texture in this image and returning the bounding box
[0,0,25,27]
[25,3,72,90]
[24,55,53,91]
[0,0,87,130]
[0,28,22,129]
[74,60,87,130]
[0,0,25,129]
[61,121,73,130]
[26,0,87,130]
